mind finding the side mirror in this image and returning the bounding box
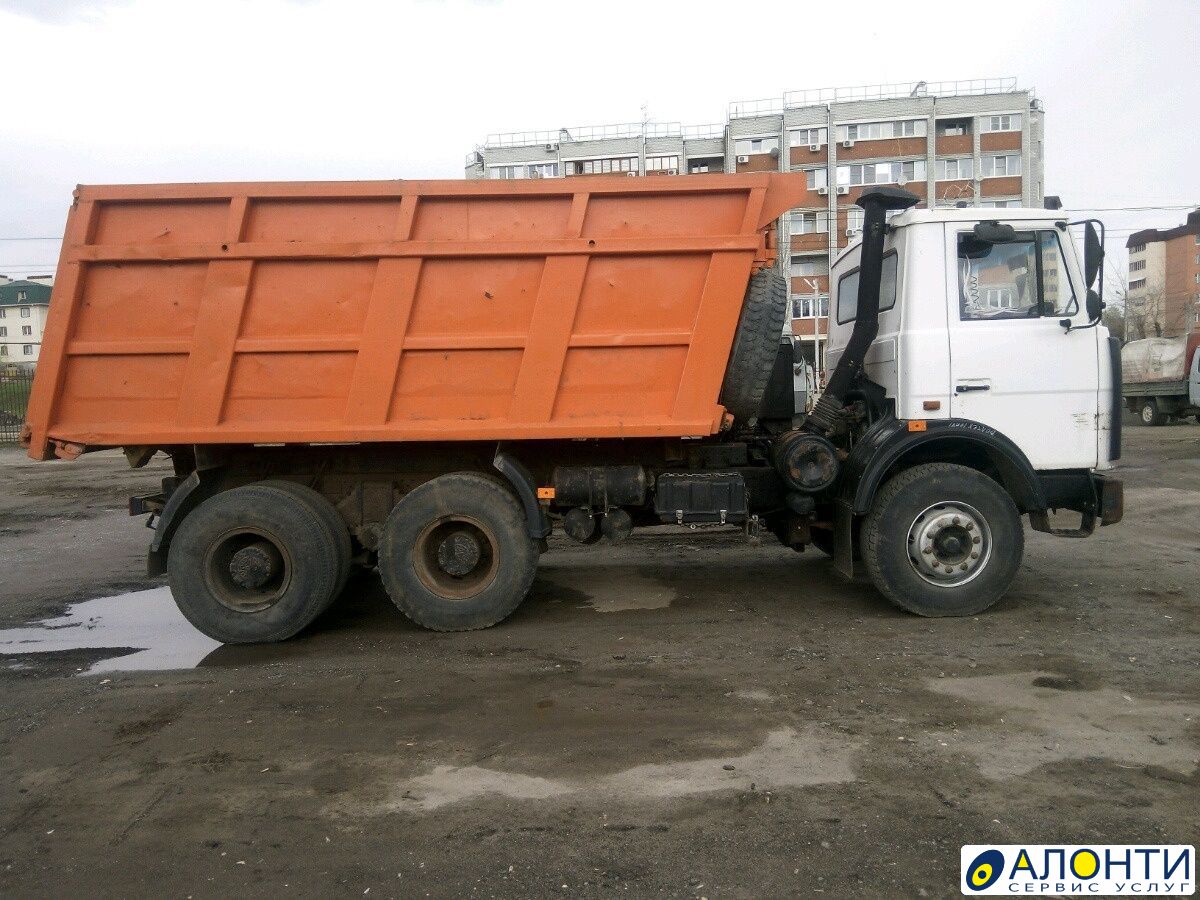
[1086,288,1103,322]
[1084,222,1104,289]
[973,221,1017,244]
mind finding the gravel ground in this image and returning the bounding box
[0,427,1196,898]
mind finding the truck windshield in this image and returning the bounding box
[957,231,1077,320]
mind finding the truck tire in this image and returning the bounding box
[719,267,790,423]
[860,463,1023,617]
[258,480,352,602]
[167,484,342,643]
[1138,399,1166,426]
[378,473,538,632]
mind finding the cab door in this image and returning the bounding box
[944,223,1099,470]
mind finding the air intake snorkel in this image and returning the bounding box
[773,187,919,494]
[804,186,920,436]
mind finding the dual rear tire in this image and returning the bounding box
[168,482,352,644]
[169,473,539,642]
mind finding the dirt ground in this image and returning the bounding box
[0,428,1197,898]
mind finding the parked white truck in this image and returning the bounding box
[1121,334,1200,425]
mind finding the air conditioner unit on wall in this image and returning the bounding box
[816,186,828,196]
[809,143,821,152]
[846,228,860,237]
[544,143,558,153]
[842,140,855,148]
[736,155,750,163]
[836,186,849,195]
[666,169,677,176]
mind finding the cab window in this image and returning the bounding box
[836,250,898,325]
[957,230,1077,320]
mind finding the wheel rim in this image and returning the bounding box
[412,515,499,600]
[906,501,992,588]
[1141,404,1154,424]
[203,527,293,613]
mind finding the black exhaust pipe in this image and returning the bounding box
[804,186,920,436]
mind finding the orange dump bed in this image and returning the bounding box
[25,173,806,460]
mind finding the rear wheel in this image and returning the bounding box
[378,473,538,631]
[168,484,342,643]
[258,480,352,603]
[1139,399,1166,426]
[861,463,1022,617]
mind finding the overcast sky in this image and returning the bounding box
[2,0,1197,281]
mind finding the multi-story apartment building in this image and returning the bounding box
[466,78,1044,374]
[1125,209,1200,340]
[0,279,52,368]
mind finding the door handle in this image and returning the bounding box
[955,384,991,393]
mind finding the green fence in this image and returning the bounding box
[0,368,34,444]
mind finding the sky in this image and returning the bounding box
[2,0,1197,285]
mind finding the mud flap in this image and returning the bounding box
[833,499,855,580]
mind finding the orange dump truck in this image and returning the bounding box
[26,175,1041,641]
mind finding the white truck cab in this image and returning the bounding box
[826,207,1120,473]
[788,190,1123,617]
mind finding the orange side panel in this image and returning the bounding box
[24,173,808,459]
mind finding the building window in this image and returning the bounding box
[19,307,30,318]
[804,168,827,190]
[489,163,560,180]
[936,157,974,181]
[0,309,5,319]
[1130,278,1147,290]
[734,137,780,156]
[0,345,7,356]
[980,114,1023,133]
[836,120,927,142]
[16,290,26,301]
[979,154,1021,177]
[789,211,828,235]
[570,157,638,175]
[688,157,722,174]
[788,127,827,147]
[846,208,865,234]
[21,325,31,335]
[645,156,679,172]
[790,256,829,278]
[792,295,829,318]
[1130,259,1146,272]
[836,159,926,187]
[0,326,6,336]
[1129,243,1145,254]
[937,119,971,137]
[22,345,33,355]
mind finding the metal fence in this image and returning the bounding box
[0,368,34,444]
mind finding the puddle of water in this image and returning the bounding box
[366,725,857,813]
[926,671,1200,779]
[544,567,676,613]
[0,587,221,675]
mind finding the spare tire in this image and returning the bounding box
[719,267,790,423]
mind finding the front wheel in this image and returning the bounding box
[1139,399,1166,426]
[860,463,1023,617]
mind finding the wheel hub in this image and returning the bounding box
[907,501,992,587]
[436,531,482,577]
[228,541,282,589]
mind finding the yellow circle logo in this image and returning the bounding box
[1071,849,1100,879]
